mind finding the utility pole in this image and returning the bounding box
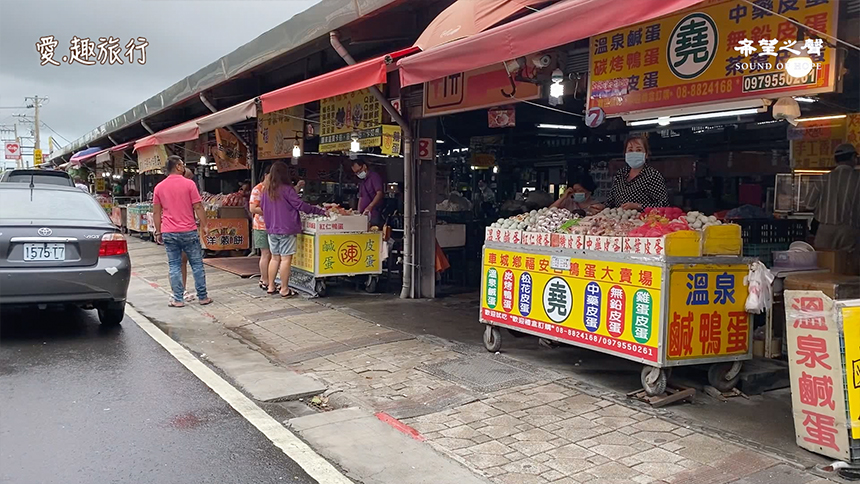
[24,96,46,166]
[14,124,20,169]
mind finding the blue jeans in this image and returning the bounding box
[163,231,207,302]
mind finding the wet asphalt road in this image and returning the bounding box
[0,307,318,484]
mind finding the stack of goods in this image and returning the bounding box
[485,205,735,256]
[301,204,369,233]
[202,192,244,211]
[127,202,152,232]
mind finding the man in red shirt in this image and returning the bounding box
[153,155,212,307]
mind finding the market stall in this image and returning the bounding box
[290,210,383,297]
[481,206,753,396]
[201,191,250,252]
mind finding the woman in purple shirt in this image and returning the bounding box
[260,161,326,297]
[352,160,384,228]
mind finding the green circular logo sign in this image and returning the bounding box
[667,12,718,80]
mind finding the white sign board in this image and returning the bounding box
[4,142,21,160]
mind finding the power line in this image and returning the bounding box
[39,121,72,144]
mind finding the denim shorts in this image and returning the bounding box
[268,233,297,256]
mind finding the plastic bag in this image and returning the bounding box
[745,261,774,314]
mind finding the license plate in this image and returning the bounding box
[23,243,66,261]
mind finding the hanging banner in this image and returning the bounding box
[213,128,249,172]
[587,0,838,116]
[488,107,516,128]
[319,88,383,153]
[380,125,402,156]
[424,62,541,117]
[258,105,305,160]
[785,290,850,460]
[138,145,168,173]
[111,151,124,171]
[789,117,847,169]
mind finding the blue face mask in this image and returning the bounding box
[625,151,646,169]
[573,192,587,202]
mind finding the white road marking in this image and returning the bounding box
[126,306,353,484]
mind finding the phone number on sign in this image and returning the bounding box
[742,70,817,93]
[674,79,734,100]
[562,328,655,359]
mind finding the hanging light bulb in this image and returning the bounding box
[292,142,301,159]
[350,134,361,153]
[785,56,814,78]
[549,68,564,106]
[199,155,207,165]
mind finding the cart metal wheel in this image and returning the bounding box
[483,325,502,353]
[365,275,378,293]
[708,361,742,392]
[314,279,327,297]
[641,365,668,396]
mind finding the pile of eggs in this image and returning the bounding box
[489,207,574,233]
[684,211,722,229]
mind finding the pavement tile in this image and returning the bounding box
[499,436,517,445]
[492,472,548,484]
[671,427,695,437]
[510,440,559,456]
[594,404,639,417]
[543,457,592,476]
[522,414,563,428]
[728,464,819,484]
[441,425,484,440]
[464,452,510,469]
[661,442,684,452]
[632,418,680,433]
[587,455,610,465]
[469,441,514,455]
[634,462,687,480]
[632,475,657,484]
[540,469,565,481]
[594,416,639,430]
[547,443,596,461]
[635,447,684,464]
[514,428,557,442]
[433,437,475,450]
[589,443,640,460]
[553,424,612,442]
[532,453,552,463]
[501,458,551,475]
[632,430,680,445]
[587,461,644,480]
[481,466,506,478]
[409,419,448,433]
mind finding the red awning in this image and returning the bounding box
[399,0,702,87]
[134,99,257,151]
[414,0,552,51]
[108,140,135,152]
[260,47,419,114]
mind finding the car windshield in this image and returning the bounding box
[0,188,109,222]
[4,174,72,186]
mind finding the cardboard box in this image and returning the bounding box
[817,250,859,276]
[784,273,860,300]
[218,206,247,219]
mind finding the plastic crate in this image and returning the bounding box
[735,219,808,245]
[743,242,789,267]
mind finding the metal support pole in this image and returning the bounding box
[199,93,250,150]
[140,120,155,134]
[329,31,416,299]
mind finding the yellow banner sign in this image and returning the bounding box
[666,264,751,360]
[94,178,106,192]
[588,0,838,115]
[842,305,860,439]
[138,145,168,173]
[293,234,315,272]
[33,148,43,166]
[257,105,305,160]
[785,290,849,460]
[847,114,860,155]
[319,88,383,153]
[317,232,382,276]
[481,249,662,362]
[381,124,402,156]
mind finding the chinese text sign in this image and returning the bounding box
[588,0,837,115]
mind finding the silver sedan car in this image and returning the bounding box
[0,184,131,325]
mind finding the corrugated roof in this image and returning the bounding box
[52,0,400,160]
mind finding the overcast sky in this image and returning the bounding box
[0,0,317,164]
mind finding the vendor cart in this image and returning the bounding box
[480,233,752,396]
[289,214,383,297]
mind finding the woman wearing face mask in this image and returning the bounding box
[551,172,603,216]
[608,136,669,211]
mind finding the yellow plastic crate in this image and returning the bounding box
[703,224,742,256]
[665,230,702,257]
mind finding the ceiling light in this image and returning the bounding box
[350,134,360,153]
[793,169,831,174]
[292,143,301,159]
[794,96,817,103]
[493,166,499,174]
[629,108,762,126]
[796,114,847,122]
[436,140,445,144]
[785,56,814,78]
[549,68,564,105]
[537,123,577,130]
[199,155,207,165]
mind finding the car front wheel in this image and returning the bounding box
[98,301,125,326]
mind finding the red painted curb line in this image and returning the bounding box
[375,412,425,441]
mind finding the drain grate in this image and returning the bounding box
[419,355,547,393]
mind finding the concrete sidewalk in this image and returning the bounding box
[126,238,839,484]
